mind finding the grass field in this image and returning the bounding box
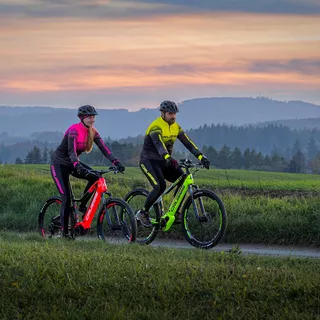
[1,164,320,245]
[0,232,319,320]
[5,164,320,191]
[1,166,320,319]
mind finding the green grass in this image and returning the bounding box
[1,164,320,245]
[5,164,320,191]
[0,233,320,320]
[224,195,320,245]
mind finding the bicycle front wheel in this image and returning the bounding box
[181,189,227,249]
[38,196,62,238]
[124,188,161,245]
[97,197,137,244]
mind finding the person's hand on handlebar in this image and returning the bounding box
[198,154,210,169]
[113,159,125,173]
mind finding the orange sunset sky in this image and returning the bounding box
[0,0,319,110]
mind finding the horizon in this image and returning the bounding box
[1,96,320,112]
[0,0,319,110]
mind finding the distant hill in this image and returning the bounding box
[2,122,320,164]
[0,132,29,145]
[1,97,320,139]
[118,122,320,156]
[29,131,63,143]
[0,131,63,146]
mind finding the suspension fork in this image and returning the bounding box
[102,193,122,228]
[189,184,205,220]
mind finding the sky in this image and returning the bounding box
[0,0,319,111]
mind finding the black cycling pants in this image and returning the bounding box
[50,162,99,232]
[139,158,184,212]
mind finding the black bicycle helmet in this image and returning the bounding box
[77,105,98,117]
[159,100,179,113]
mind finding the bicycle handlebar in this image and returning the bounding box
[85,161,202,177]
[179,159,204,169]
[86,166,123,178]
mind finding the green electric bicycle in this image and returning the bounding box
[124,159,227,249]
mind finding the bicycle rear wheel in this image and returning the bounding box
[181,189,227,249]
[97,197,137,244]
[124,188,161,245]
[38,196,62,238]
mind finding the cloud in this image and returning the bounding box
[0,1,319,107]
[2,57,319,97]
[138,0,320,15]
[0,0,180,20]
[249,59,320,75]
[39,62,233,75]
[4,58,318,80]
[0,0,320,20]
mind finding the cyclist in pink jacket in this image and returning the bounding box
[50,105,125,237]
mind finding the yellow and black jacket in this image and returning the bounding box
[140,117,202,161]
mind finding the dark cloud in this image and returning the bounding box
[249,59,320,75]
[0,0,319,20]
[0,0,181,20]
[140,0,320,15]
[8,60,319,78]
[28,62,237,75]
[51,60,320,76]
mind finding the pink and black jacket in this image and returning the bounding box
[51,123,116,167]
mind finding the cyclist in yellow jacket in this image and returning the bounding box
[137,100,210,227]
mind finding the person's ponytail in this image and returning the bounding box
[86,127,95,153]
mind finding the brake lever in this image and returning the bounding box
[108,165,120,174]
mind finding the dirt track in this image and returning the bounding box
[150,239,320,259]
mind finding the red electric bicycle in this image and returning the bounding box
[38,166,137,243]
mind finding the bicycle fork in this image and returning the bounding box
[102,198,122,231]
[189,185,207,222]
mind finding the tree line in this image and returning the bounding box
[15,139,318,174]
[184,123,320,156]
[2,122,320,163]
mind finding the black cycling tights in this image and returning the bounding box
[139,158,184,212]
[50,162,99,232]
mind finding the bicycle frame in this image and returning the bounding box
[72,176,108,230]
[152,171,195,231]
